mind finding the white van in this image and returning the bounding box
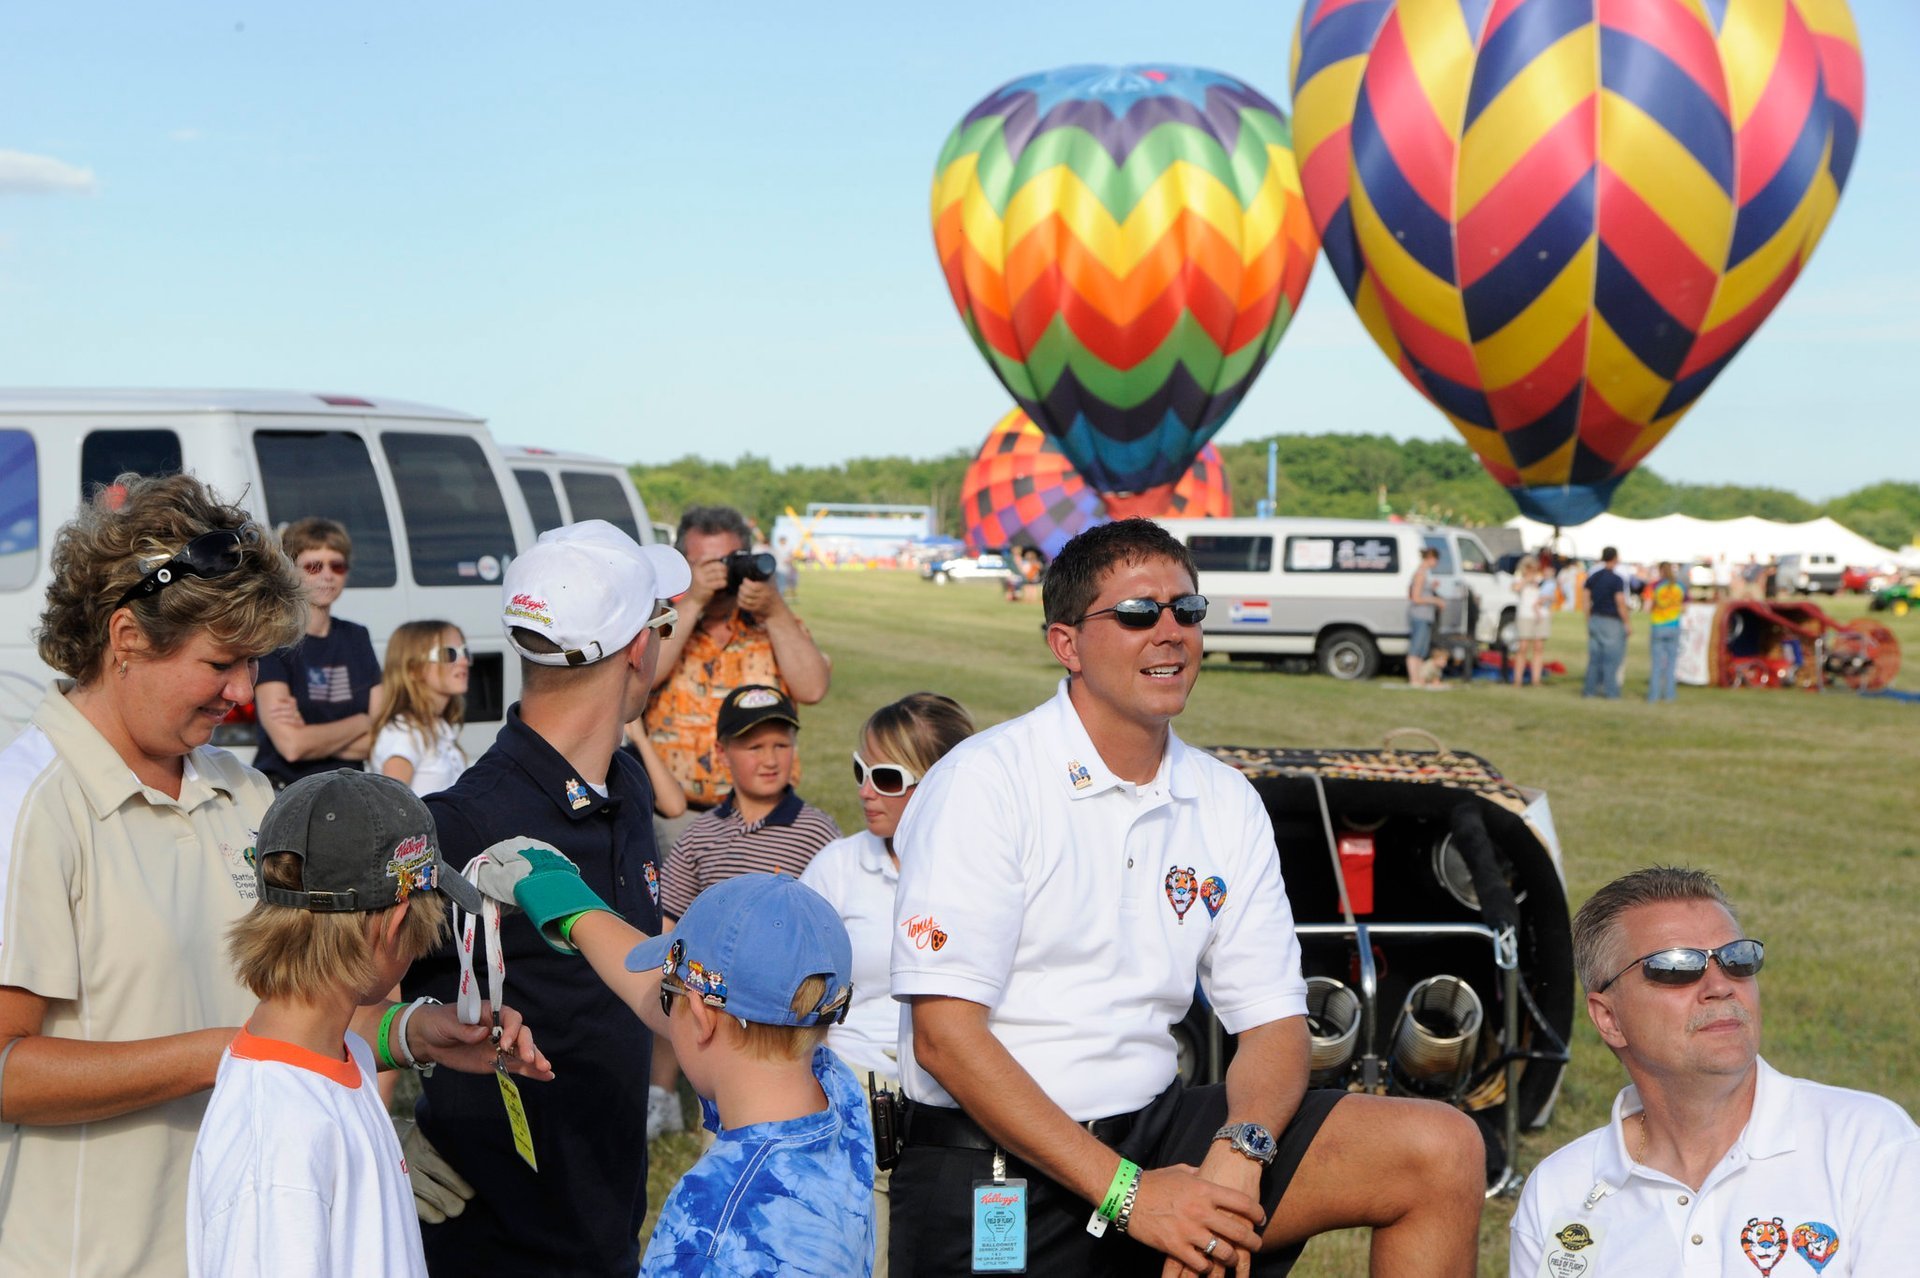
[500,445,658,545]
[1159,517,1430,680]
[1420,526,1519,650]
[0,389,536,760]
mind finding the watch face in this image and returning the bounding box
[1243,1129,1276,1158]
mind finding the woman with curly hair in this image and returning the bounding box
[0,473,548,1278]
[370,619,471,796]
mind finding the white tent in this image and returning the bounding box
[1501,513,1900,569]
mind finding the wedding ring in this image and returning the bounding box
[1204,1237,1219,1257]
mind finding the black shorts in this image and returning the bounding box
[889,1083,1345,1277]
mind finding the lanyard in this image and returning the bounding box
[454,855,505,1037]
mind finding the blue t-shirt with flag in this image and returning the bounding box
[642,1046,876,1277]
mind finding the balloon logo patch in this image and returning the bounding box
[1740,1216,1788,1274]
[1165,867,1198,924]
[1200,875,1228,918]
[1791,1222,1839,1272]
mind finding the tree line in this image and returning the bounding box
[629,434,1920,552]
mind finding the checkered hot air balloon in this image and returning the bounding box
[934,65,1318,503]
[1291,0,1865,526]
[961,409,1233,558]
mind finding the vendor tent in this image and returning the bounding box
[1501,513,1899,569]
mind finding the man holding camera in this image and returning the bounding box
[638,504,831,847]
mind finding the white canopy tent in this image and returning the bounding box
[1501,513,1900,568]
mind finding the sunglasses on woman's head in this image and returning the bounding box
[852,750,919,797]
[115,527,257,609]
[1596,939,1765,993]
[424,645,470,664]
[1073,594,1209,629]
[299,557,349,576]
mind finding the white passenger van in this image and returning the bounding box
[500,445,658,544]
[1159,517,1427,680]
[0,390,536,759]
[1420,525,1519,650]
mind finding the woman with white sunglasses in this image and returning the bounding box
[369,620,472,796]
[799,692,975,1277]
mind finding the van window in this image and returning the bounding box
[1458,535,1493,573]
[1188,535,1273,574]
[382,433,516,587]
[0,430,37,589]
[561,471,641,541]
[1420,535,1455,574]
[254,431,399,588]
[80,429,182,499]
[514,469,564,534]
[1287,535,1399,573]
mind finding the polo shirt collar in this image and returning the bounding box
[854,830,898,880]
[1041,678,1196,801]
[494,703,620,821]
[1595,1055,1784,1187]
[34,681,241,819]
[715,786,802,831]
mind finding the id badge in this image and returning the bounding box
[496,1058,538,1171]
[970,1178,1027,1273]
[1537,1219,1604,1277]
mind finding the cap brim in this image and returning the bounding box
[642,543,692,600]
[435,859,485,913]
[625,931,674,974]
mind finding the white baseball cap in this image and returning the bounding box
[501,520,691,667]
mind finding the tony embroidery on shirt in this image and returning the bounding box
[1790,1221,1840,1272]
[902,913,947,951]
[1200,875,1227,918]
[1165,867,1197,924]
[1740,1217,1788,1274]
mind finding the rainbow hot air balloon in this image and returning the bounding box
[1291,0,1864,525]
[961,409,1234,558]
[934,65,1319,501]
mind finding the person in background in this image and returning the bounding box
[1509,867,1918,1276]
[370,620,471,797]
[1582,546,1630,700]
[636,505,831,857]
[623,729,689,821]
[1406,545,1445,689]
[0,474,534,1278]
[800,691,976,1276]
[648,684,842,1140]
[252,518,382,787]
[1645,562,1685,704]
[1511,558,1550,687]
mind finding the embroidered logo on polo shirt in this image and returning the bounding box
[387,835,437,900]
[505,592,553,626]
[565,778,591,810]
[1165,867,1197,924]
[644,862,660,908]
[1200,875,1227,917]
[1791,1221,1839,1272]
[1066,759,1091,789]
[903,913,947,951]
[1740,1217,1788,1274]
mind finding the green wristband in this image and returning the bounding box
[1098,1159,1139,1221]
[558,910,591,944]
[375,1002,404,1071]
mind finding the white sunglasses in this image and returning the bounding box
[852,749,920,797]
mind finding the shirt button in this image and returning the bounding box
[619,876,627,887]
[1678,1195,1689,1205]
[1127,858,1134,868]
[1692,1235,1703,1245]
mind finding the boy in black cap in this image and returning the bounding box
[186,772,526,1278]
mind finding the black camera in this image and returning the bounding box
[724,550,776,592]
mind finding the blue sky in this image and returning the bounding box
[1,2,1913,501]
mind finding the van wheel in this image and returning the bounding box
[932,570,950,585]
[1317,629,1379,681]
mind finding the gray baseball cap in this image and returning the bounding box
[255,771,483,914]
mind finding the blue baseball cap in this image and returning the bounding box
[625,873,853,1027]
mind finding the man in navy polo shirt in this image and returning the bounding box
[1583,546,1631,700]
[399,520,690,1277]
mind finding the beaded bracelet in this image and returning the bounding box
[374,1002,405,1071]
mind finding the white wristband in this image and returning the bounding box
[395,996,441,1073]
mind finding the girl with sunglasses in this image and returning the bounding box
[369,620,472,797]
[798,692,975,1277]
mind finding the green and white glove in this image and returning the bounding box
[471,838,613,953]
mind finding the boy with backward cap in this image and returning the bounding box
[186,771,524,1278]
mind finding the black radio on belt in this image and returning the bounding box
[868,1072,901,1171]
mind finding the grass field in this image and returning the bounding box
[645,571,1919,1276]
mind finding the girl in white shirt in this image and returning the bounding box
[368,621,470,797]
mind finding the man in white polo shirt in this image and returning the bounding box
[889,519,1485,1277]
[1510,866,1919,1277]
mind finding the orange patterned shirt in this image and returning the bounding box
[643,609,807,806]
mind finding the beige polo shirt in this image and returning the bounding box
[0,682,272,1278]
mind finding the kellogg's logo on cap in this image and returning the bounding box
[505,592,553,626]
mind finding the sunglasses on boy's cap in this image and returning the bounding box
[852,750,919,797]
[1073,593,1209,629]
[115,526,260,609]
[1595,939,1765,993]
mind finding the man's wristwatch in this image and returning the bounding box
[1213,1122,1278,1166]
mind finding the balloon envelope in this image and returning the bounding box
[934,64,1318,498]
[1291,0,1864,525]
[961,409,1233,558]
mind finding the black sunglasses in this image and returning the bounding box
[1597,939,1765,993]
[115,528,256,609]
[659,980,685,1020]
[1074,593,1208,629]
[852,750,919,797]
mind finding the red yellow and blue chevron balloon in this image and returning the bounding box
[961,409,1233,559]
[933,65,1318,502]
[1290,0,1865,525]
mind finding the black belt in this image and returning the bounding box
[903,1101,1137,1152]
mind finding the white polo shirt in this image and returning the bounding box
[799,829,902,1080]
[1510,1058,1920,1278]
[0,682,271,1278]
[891,679,1307,1120]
